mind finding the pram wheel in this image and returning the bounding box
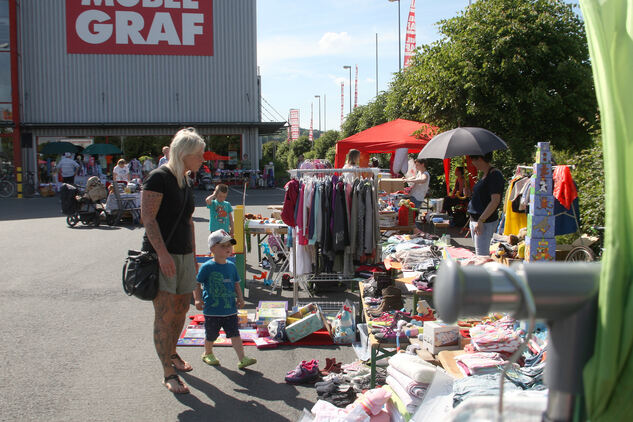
[66,214,79,227]
[106,213,117,226]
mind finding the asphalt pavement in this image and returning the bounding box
[0,186,360,422]
[0,186,474,422]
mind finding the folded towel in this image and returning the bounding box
[386,376,421,413]
[387,366,429,399]
[388,352,436,384]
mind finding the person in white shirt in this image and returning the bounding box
[405,158,430,209]
[112,159,130,183]
[58,153,80,184]
[158,146,169,167]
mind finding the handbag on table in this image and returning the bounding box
[122,186,189,300]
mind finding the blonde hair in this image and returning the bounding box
[166,128,206,188]
[117,159,126,166]
[346,149,361,166]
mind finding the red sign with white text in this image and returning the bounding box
[66,0,213,56]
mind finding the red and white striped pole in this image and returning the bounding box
[354,65,359,109]
[309,103,314,141]
[340,82,345,128]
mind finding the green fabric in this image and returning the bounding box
[580,1,633,420]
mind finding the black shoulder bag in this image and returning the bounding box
[122,185,190,300]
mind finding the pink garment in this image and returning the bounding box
[296,184,308,245]
[454,352,506,376]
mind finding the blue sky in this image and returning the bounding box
[257,0,581,131]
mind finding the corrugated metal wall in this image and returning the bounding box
[19,0,258,125]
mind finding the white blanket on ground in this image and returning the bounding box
[388,352,436,384]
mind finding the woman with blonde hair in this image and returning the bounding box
[112,158,130,183]
[343,149,361,183]
[141,127,205,394]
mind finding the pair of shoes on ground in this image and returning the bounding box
[201,352,257,370]
[285,359,320,384]
[320,358,342,376]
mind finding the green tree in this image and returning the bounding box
[309,130,340,161]
[341,106,367,138]
[397,0,597,165]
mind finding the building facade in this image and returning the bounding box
[1,0,283,183]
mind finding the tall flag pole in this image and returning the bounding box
[404,0,416,69]
[289,109,300,141]
[309,103,314,141]
[354,65,359,109]
[340,82,345,129]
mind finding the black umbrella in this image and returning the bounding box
[40,141,80,155]
[418,127,508,159]
[83,143,123,155]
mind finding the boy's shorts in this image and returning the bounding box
[204,314,240,341]
[158,252,197,295]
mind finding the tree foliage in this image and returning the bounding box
[397,0,597,164]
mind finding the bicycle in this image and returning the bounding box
[22,171,37,197]
[0,163,16,198]
[565,226,605,262]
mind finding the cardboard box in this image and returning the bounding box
[527,214,555,238]
[535,144,552,164]
[288,303,317,319]
[525,236,556,262]
[256,307,287,324]
[258,301,288,310]
[421,320,460,354]
[529,193,554,216]
[532,164,553,194]
[285,312,324,343]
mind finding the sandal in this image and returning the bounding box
[171,353,193,372]
[163,374,190,394]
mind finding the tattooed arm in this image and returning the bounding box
[141,189,176,277]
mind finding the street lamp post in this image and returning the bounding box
[314,95,321,133]
[343,65,352,114]
[388,0,402,71]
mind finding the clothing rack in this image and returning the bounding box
[287,167,381,306]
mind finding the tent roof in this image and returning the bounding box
[334,119,438,168]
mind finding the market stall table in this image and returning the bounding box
[245,220,289,290]
[359,282,437,387]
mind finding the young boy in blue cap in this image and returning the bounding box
[194,229,257,369]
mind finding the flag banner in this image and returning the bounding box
[289,109,300,141]
[404,0,416,68]
[354,65,359,109]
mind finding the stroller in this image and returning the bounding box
[60,177,110,227]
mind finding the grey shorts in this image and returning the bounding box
[158,252,198,295]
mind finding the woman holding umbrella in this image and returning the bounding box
[467,152,504,256]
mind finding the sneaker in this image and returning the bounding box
[285,361,320,384]
[238,356,257,370]
[201,353,220,366]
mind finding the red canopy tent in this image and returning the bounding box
[334,119,438,168]
[203,151,230,161]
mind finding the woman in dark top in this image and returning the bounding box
[141,128,205,394]
[467,153,505,256]
[442,166,470,215]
